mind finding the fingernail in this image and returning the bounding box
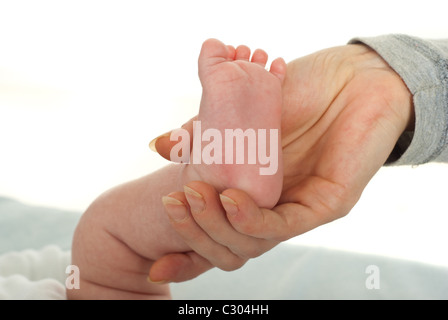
[183,185,205,214]
[162,196,187,221]
[219,194,238,216]
[183,185,202,198]
[147,276,167,284]
[149,132,171,152]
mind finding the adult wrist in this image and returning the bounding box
[349,34,448,165]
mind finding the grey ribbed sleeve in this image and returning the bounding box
[349,34,448,165]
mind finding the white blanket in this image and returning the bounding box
[0,246,68,299]
[1,244,448,299]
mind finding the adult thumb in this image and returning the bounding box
[149,115,196,161]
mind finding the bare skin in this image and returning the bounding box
[187,38,285,208]
[67,39,286,299]
[149,43,414,283]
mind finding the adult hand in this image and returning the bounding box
[148,44,414,283]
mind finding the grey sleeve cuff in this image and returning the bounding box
[348,34,448,166]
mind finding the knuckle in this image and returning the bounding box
[229,240,275,260]
[217,256,246,272]
[244,247,263,259]
[312,179,354,222]
[235,246,262,260]
[232,218,260,237]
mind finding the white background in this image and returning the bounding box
[0,0,447,266]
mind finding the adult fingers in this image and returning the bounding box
[221,177,351,241]
[162,190,246,271]
[182,181,278,260]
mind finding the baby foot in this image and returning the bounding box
[185,39,286,209]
